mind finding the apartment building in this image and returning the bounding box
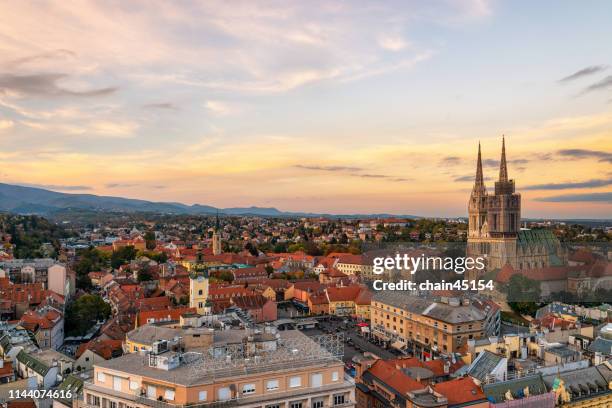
[0,259,71,296]
[80,329,355,408]
[371,292,499,359]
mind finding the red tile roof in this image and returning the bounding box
[326,286,363,302]
[0,360,13,377]
[136,306,196,327]
[432,377,485,406]
[76,338,124,359]
[366,359,423,394]
[231,294,271,310]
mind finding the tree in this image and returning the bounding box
[144,231,156,250]
[111,245,138,269]
[65,294,111,336]
[506,274,541,316]
[137,268,153,282]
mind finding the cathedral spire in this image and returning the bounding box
[215,210,220,231]
[475,141,484,188]
[499,135,508,182]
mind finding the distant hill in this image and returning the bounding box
[0,183,420,218]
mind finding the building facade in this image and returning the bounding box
[371,292,499,358]
[80,330,355,408]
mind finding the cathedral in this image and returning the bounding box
[467,138,565,274]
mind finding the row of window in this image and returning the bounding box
[97,371,340,402]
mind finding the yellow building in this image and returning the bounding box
[189,269,210,315]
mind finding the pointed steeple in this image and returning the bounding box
[499,135,508,182]
[215,210,220,231]
[475,141,484,188]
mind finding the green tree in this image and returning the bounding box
[144,231,156,250]
[65,294,111,336]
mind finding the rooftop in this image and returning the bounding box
[373,291,486,324]
[95,330,342,386]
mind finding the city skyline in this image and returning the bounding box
[0,1,611,218]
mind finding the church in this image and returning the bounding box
[466,138,565,274]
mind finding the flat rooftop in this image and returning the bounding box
[96,330,343,386]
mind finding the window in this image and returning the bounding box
[97,372,106,382]
[334,394,346,406]
[289,376,301,388]
[164,390,175,401]
[198,289,203,295]
[146,385,156,399]
[130,381,139,390]
[290,402,302,408]
[218,387,231,401]
[312,401,324,408]
[311,373,322,388]
[198,391,207,401]
[113,376,121,391]
[266,379,279,391]
[266,405,280,408]
[242,384,255,395]
[332,371,339,382]
[109,402,117,408]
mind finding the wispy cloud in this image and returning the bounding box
[581,75,612,94]
[558,65,607,83]
[0,73,117,97]
[535,192,612,203]
[143,102,178,110]
[523,178,612,190]
[0,120,14,130]
[351,173,410,182]
[106,183,138,188]
[454,174,492,182]
[295,164,364,172]
[17,183,92,191]
[557,149,612,163]
[440,156,462,166]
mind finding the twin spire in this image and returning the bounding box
[474,136,508,188]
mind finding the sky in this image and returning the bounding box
[0,0,611,218]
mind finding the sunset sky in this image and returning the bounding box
[0,1,610,218]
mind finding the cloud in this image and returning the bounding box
[454,174,492,182]
[4,49,76,69]
[295,164,363,172]
[535,192,612,203]
[18,183,92,191]
[557,149,612,163]
[106,183,138,188]
[0,73,117,97]
[0,119,14,130]
[350,173,411,182]
[581,75,612,94]
[205,101,235,116]
[354,173,387,178]
[378,34,409,51]
[440,156,462,166]
[143,102,178,110]
[558,65,608,83]
[523,179,612,190]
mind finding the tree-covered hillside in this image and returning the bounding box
[0,213,71,258]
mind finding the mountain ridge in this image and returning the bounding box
[0,183,420,218]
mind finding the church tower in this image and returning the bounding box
[487,137,521,238]
[468,142,488,239]
[189,264,210,315]
[212,212,222,256]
